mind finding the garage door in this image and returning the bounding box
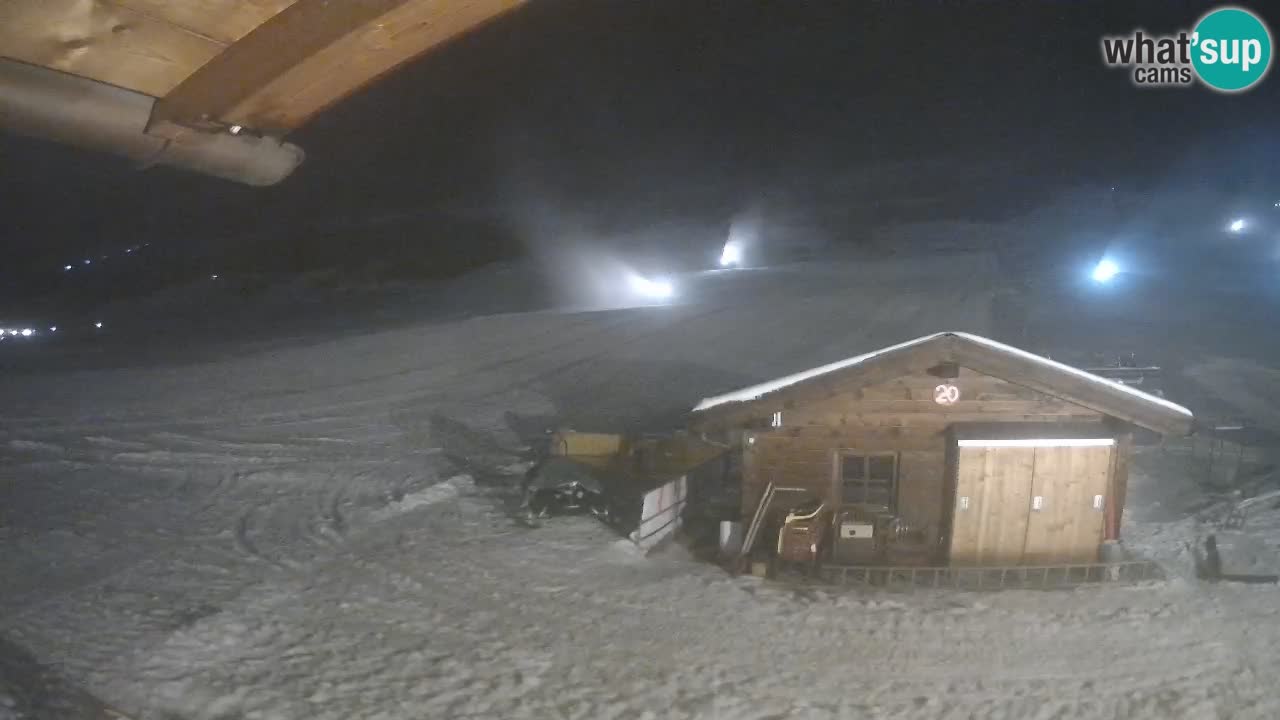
[950,439,1113,565]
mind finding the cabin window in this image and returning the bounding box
[840,452,898,510]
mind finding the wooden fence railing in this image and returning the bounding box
[812,560,1161,590]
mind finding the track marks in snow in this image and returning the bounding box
[105,487,1280,720]
[17,258,1277,719]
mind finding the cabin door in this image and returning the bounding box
[949,441,1113,565]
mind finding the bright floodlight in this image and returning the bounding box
[1229,218,1247,233]
[1091,259,1120,283]
[719,240,743,267]
[20,328,32,337]
[628,273,675,300]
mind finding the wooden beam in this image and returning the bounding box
[1107,432,1132,541]
[0,0,225,97]
[108,0,300,45]
[149,0,525,135]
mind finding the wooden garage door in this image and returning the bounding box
[1023,445,1112,563]
[951,446,1034,565]
[950,441,1112,565]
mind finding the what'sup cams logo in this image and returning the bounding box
[1102,6,1272,92]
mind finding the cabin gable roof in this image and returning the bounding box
[690,332,1193,436]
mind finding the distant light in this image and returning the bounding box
[94,322,103,329]
[229,125,243,135]
[20,328,32,337]
[210,274,219,280]
[1229,218,1247,233]
[125,248,132,254]
[1091,259,1120,283]
[720,240,743,267]
[628,273,675,300]
[48,326,57,333]
[64,265,73,271]
[83,259,91,265]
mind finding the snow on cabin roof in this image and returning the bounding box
[691,331,1194,418]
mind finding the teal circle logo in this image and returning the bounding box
[1192,7,1272,92]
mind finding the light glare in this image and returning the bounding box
[1229,218,1247,233]
[1091,259,1120,283]
[628,273,675,300]
[719,240,743,267]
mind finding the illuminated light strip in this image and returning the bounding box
[957,438,1116,448]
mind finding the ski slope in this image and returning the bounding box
[2,253,1280,719]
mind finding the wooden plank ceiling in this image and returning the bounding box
[0,0,522,134]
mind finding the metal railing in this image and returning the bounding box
[814,560,1162,590]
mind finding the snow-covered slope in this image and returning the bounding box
[2,253,1279,719]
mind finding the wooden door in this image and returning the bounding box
[950,446,1034,565]
[1023,445,1112,563]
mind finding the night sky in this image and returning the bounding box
[3,0,1279,303]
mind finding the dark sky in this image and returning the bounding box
[3,0,1279,300]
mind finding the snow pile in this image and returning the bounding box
[369,474,474,522]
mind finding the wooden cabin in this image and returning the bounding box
[689,332,1194,567]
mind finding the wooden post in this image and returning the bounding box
[1106,433,1132,541]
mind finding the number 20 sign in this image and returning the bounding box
[934,383,960,405]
